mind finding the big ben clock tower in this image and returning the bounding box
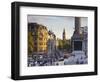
[63,28,66,40]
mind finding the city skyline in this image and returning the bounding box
[28,15,88,39]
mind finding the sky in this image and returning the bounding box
[28,15,88,39]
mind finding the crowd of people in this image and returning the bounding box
[28,50,88,67]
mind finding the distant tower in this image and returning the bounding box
[63,28,66,40]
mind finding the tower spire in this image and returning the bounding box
[63,28,66,40]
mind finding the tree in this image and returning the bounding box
[63,40,71,52]
[58,39,63,50]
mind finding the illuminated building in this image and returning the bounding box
[28,23,48,54]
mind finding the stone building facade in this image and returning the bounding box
[47,30,56,54]
[28,23,48,54]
